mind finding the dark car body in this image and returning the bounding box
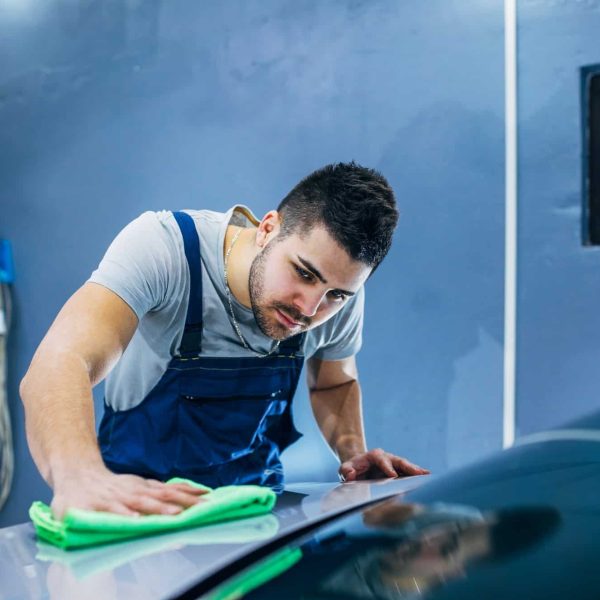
[2,410,600,599]
[201,411,600,600]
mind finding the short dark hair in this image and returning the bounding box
[276,162,399,270]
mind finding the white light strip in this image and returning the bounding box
[503,0,518,449]
[514,429,600,446]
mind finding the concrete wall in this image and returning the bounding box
[0,0,505,526]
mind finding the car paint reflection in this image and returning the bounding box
[212,498,560,599]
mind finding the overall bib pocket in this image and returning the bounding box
[175,382,285,470]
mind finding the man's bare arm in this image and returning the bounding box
[20,282,206,518]
[307,356,429,480]
[307,355,366,462]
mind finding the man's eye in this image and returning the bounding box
[329,290,347,301]
[295,266,313,281]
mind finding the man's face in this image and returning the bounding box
[249,225,371,340]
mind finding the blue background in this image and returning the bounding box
[2,0,590,527]
[516,0,600,435]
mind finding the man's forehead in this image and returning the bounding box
[285,223,342,252]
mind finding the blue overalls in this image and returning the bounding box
[98,211,305,489]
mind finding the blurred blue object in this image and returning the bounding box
[0,240,14,284]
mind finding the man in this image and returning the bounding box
[21,162,428,519]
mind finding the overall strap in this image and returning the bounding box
[172,211,203,355]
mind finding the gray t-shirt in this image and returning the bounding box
[89,206,364,411]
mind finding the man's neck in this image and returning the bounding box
[224,225,257,308]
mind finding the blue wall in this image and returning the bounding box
[0,1,505,527]
[517,1,600,435]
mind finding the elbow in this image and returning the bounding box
[19,371,31,407]
[19,359,38,408]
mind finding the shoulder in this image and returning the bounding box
[134,209,230,254]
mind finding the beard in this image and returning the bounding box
[248,244,311,340]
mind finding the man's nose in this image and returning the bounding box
[294,288,326,318]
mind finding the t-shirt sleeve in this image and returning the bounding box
[88,211,181,320]
[308,286,365,361]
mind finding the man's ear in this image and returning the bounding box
[256,210,282,248]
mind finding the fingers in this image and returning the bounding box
[369,449,399,478]
[340,453,373,481]
[49,498,69,521]
[366,448,429,477]
[389,455,430,476]
[51,494,143,520]
[126,495,184,516]
[145,480,208,495]
[51,471,209,520]
[117,478,207,515]
[164,483,209,495]
[99,503,141,518]
[148,484,208,508]
[339,463,357,482]
[340,450,395,482]
[338,450,431,484]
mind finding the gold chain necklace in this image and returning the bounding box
[223,228,281,358]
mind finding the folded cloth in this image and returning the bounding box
[29,478,277,550]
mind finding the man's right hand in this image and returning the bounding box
[51,467,208,520]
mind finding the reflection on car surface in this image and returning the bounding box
[4,410,600,599]
[206,499,559,599]
[199,410,600,599]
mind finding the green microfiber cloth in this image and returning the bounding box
[29,478,276,550]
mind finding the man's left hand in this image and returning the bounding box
[339,448,430,481]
